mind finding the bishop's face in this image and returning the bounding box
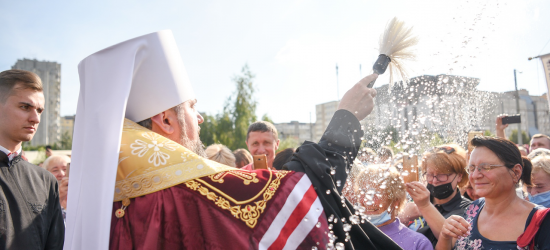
[175,99,205,156]
[180,99,203,142]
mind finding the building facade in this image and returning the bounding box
[274,121,315,144]
[313,101,340,142]
[305,74,549,152]
[12,59,61,146]
[494,90,550,141]
[61,115,75,139]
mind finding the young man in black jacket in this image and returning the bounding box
[0,69,64,250]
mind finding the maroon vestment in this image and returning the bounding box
[110,170,329,249]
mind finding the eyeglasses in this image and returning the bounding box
[423,172,455,182]
[433,146,455,154]
[467,163,507,174]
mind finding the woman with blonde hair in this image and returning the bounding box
[403,144,472,248]
[344,163,433,250]
[205,144,236,167]
[529,155,550,207]
[43,154,70,181]
[43,154,71,223]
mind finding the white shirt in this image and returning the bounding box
[0,144,22,161]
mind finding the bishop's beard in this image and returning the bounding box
[176,110,206,157]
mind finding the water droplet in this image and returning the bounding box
[349,215,360,224]
[335,242,345,250]
[343,223,352,232]
[336,180,341,187]
[316,222,321,228]
[326,189,331,195]
[328,214,334,222]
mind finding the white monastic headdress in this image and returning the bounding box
[65,30,194,249]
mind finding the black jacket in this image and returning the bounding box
[418,191,472,247]
[285,110,402,250]
[0,152,64,250]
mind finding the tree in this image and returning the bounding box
[199,113,218,146]
[277,137,300,153]
[484,130,495,137]
[509,129,530,145]
[230,65,257,149]
[198,64,261,150]
[59,131,73,150]
[362,125,400,150]
[261,114,274,124]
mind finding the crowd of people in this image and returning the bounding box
[1,30,550,250]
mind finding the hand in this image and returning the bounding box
[496,115,509,131]
[337,74,378,121]
[440,215,471,240]
[406,181,431,208]
[495,115,508,139]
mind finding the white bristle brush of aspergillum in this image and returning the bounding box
[367,17,419,89]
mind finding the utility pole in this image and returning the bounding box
[336,64,339,101]
[514,69,523,145]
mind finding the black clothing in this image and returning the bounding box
[418,191,472,247]
[285,110,402,250]
[0,152,64,250]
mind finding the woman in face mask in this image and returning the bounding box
[402,145,471,248]
[343,164,433,250]
[529,155,550,207]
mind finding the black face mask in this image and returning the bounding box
[426,182,455,199]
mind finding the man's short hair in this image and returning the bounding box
[246,121,278,141]
[0,70,43,103]
[531,134,550,144]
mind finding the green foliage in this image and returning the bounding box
[199,113,218,146]
[277,137,300,153]
[362,125,400,150]
[21,131,73,152]
[199,64,263,150]
[58,131,73,150]
[262,114,274,124]
[32,147,46,165]
[483,130,495,137]
[231,65,257,149]
[22,142,44,151]
[509,129,530,145]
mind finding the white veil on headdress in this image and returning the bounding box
[65,30,194,249]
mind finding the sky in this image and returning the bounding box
[1,0,549,123]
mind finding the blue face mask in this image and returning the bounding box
[529,189,550,208]
[368,211,392,226]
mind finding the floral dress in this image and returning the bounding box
[454,198,531,250]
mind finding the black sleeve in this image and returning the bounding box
[45,179,65,250]
[535,212,550,250]
[284,109,402,250]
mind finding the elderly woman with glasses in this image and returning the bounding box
[437,136,550,250]
[401,144,472,248]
